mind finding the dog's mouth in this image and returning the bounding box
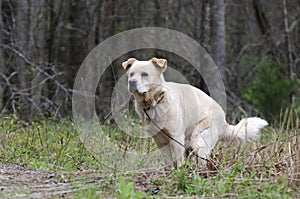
[129,83,148,94]
[129,86,137,93]
[131,89,147,95]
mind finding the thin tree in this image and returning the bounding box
[201,0,211,53]
[0,0,4,102]
[211,0,226,81]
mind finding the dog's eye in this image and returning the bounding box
[141,72,148,77]
[129,72,134,77]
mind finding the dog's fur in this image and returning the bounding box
[122,57,268,167]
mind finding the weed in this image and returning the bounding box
[117,176,148,199]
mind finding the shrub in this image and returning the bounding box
[242,57,298,120]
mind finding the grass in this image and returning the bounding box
[0,116,101,171]
[0,109,299,198]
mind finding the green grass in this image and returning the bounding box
[156,162,293,198]
[0,116,101,171]
[0,110,299,198]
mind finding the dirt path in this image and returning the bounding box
[0,163,80,198]
[0,163,122,198]
[0,163,163,198]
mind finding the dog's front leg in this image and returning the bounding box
[155,128,185,168]
[152,132,175,168]
[170,136,185,168]
[160,145,174,167]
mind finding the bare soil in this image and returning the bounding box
[0,163,163,198]
[0,163,79,198]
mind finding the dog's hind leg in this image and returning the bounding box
[190,127,219,166]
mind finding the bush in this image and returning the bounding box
[242,57,298,120]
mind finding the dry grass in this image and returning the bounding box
[0,109,299,198]
[208,109,300,183]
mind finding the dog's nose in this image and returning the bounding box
[129,79,137,92]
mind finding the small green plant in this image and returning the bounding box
[171,167,191,194]
[117,176,148,199]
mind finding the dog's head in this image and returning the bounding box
[122,57,167,94]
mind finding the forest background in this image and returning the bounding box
[0,0,299,122]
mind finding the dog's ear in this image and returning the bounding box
[151,57,167,73]
[122,58,137,71]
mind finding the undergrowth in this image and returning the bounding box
[0,109,299,198]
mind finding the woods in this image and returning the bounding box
[0,0,299,121]
[1,1,300,198]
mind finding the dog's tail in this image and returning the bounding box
[222,117,268,144]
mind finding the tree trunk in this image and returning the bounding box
[14,0,30,116]
[282,0,295,105]
[282,0,294,79]
[201,0,211,52]
[15,0,28,90]
[252,0,274,52]
[30,0,47,114]
[211,0,226,81]
[0,0,4,103]
[86,1,101,51]
[95,0,116,119]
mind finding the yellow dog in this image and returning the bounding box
[122,57,268,168]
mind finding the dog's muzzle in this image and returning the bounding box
[129,79,137,93]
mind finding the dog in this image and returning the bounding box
[122,57,268,168]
